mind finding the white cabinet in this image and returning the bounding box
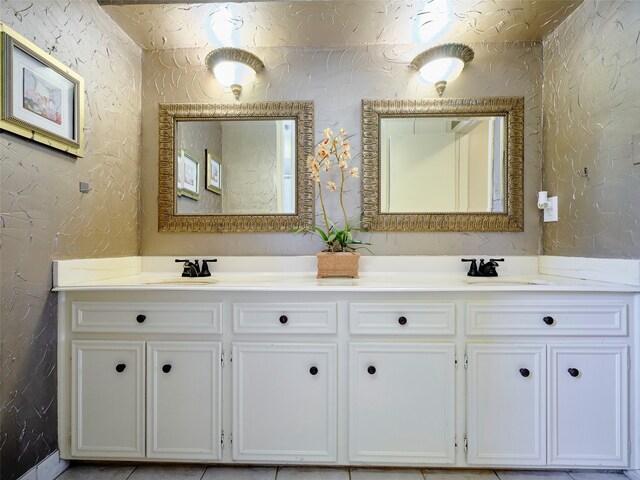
[549,345,628,466]
[60,290,636,470]
[232,342,337,462]
[147,342,222,460]
[349,343,455,464]
[71,339,222,461]
[72,341,145,458]
[466,344,546,466]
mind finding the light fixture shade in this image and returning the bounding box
[205,48,265,99]
[411,43,474,96]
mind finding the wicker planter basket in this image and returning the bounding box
[316,251,361,278]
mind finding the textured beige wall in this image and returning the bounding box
[0,2,142,479]
[542,0,640,258]
[141,42,542,256]
[221,121,279,214]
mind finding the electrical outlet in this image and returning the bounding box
[544,196,558,222]
[633,133,640,165]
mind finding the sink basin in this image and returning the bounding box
[464,278,553,286]
[143,277,219,285]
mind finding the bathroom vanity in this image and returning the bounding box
[54,256,639,471]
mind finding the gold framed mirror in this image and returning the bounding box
[362,97,524,231]
[158,101,314,232]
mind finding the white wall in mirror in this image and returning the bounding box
[381,116,504,214]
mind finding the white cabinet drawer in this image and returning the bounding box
[466,302,627,336]
[349,303,455,335]
[233,303,337,334]
[72,302,222,334]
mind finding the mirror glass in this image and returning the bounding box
[175,119,296,215]
[158,101,314,233]
[362,97,524,232]
[380,116,505,214]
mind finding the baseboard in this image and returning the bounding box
[18,450,69,480]
[625,470,640,480]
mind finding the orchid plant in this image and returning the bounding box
[296,127,367,253]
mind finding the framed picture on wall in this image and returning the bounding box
[178,150,200,200]
[206,149,222,195]
[176,150,184,196]
[0,24,84,157]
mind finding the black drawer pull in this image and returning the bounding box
[115,363,126,373]
[367,365,376,375]
[398,316,407,326]
[309,366,318,376]
[279,315,288,324]
[568,368,580,377]
[543,316,554,326]
[162,364,172,374]
[519,368,530,378]
[136,314,146,323]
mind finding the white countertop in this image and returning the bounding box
[52,256,640,293]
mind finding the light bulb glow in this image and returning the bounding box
[419,57,464,84]
[212,61,256,87]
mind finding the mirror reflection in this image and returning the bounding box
[362,97,523,232]
[175,119,296,215]
[381,116,505,214]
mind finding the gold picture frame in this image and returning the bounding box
[205,149,222,195]
[177,150,200,201]
[361,97,524,232]
[0,23,84,157]
[158,101,314,233]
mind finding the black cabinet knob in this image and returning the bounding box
[519,368,530,378]
[309,366,318,376]
[136,314,146,324]
[115,363,126,373]
[279,315,288,324]
[543,316,554,325]
[398,316,408,326]
[162,364,172,374]
[367,365,376,375]
[568,368,580,377]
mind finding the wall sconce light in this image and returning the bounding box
[205,47,265,100]
[411,43,474,96]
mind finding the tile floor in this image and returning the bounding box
[53,466,632,480]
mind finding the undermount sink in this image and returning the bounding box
[143,277,219,285]
[464,278,553,286]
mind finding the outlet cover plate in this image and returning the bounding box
[633,133,640,165]
[544,196,558,222]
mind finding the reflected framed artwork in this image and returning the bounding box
[178,150,199,200]
[0,23,84,156]
[205,149,222,195]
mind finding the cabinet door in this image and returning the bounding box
[549,345,628,466]
[72,340,145,458]
[147,342,222,460]
[466,344,546,465]
[232,343,337,462]
[349,343,455,464]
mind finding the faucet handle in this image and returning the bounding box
[199,259,218,277]
[461,258,480,277]
[175,259,198,277]
[490,258,505,263]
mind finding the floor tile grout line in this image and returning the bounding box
[198,465,207,480]
[123,465,137,480]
